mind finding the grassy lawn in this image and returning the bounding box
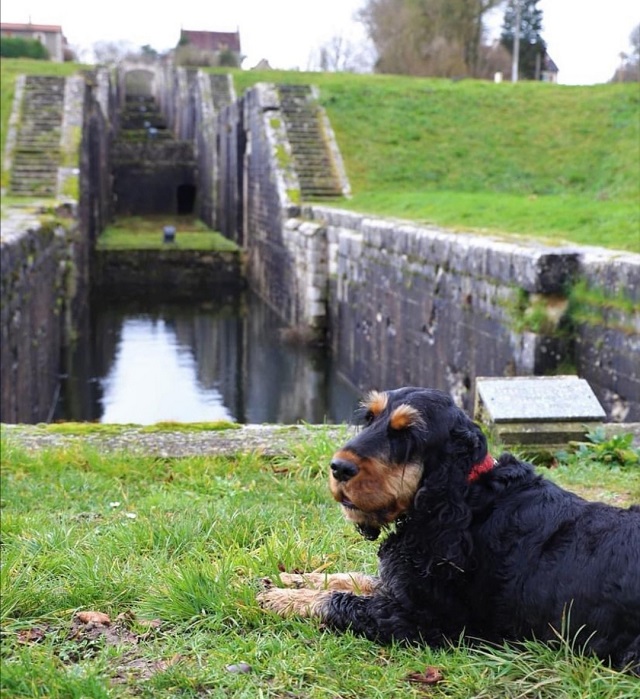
[2,427,639,698]
[228,70,640,252]
[96,216,240,252]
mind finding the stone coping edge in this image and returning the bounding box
[2,422,638,457]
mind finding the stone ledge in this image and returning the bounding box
[0,424,353,458]
[2,422,638,457]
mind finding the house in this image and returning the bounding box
[540,53,559,83]
[0,22,66,62]
[177,29,241,67]
[252,58,272,71]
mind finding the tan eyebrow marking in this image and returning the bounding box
[389,404,423,430]
[362,390,388,416]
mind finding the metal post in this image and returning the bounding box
[511,0,521,82]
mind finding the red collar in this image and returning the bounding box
[468,453,496,483]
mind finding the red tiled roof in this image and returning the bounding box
[1,22,63,34]
[180,29,241,53]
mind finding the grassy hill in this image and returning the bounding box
[2,59,638,251]
[230,69,639,252]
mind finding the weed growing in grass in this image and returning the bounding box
[556,427,640,470]
[1,433,639,697]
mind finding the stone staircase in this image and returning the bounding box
[277,84,343,199]
[111,93,197,215]
[9,76,65,197]
[118,95,173,138]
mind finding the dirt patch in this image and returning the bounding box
[110,649,183,685]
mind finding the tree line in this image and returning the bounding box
[352,0,548,79]
[318,0,638,83]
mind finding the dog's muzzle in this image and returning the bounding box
[330,458,359,483]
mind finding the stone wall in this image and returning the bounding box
[151,66,234,225]
[0,221,69,422]
[304,207,580,414]
[212,81,639,420]
[78,70,113,298]
[4,67,635,423]
[0,70,112,423]
[216,85,333,332]
[111,141,197,216]
[92,249,244,299]
[216,98,244,245]
[572,249,640,421]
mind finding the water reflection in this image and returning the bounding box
[56,292,359,424]
[100,317,234,423]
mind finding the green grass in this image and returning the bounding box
[96,216,239,251]
[2,429,639,697]
[226,69,640,251]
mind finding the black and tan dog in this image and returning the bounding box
[258,386,640,673]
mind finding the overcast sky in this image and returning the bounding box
[1,0,638,84]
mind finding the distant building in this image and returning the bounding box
[540,53,559,83]
[0,22,66,62]
[177,29,241,67]
[252,58,272,71]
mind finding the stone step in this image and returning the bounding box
[21,116,61,125]
[20,110,62,118]
[14,159,60,169]
[16,137,60,145]
[14,143,59,151]
[21,125,62,132]
[11,165,59,175]
[16,146,60,154]
[14,154,59,162]
[11,176,57,186]
[11,180,57,189]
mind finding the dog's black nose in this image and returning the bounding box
[331,458,359,482]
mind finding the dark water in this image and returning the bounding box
[55,292,360,424]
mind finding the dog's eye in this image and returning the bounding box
[363,410,375,426]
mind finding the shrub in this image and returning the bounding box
[0,37,49,60]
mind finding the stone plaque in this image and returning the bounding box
[475,376,606,423]
[474,376,607,455]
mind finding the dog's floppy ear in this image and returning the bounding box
[449,409,487,466]
[410,405,484,577]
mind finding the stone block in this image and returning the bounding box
[475,375,606,452]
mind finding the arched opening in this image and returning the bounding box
[124,69,154,98]
[177,184,196,214]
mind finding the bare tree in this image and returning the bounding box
[92,40,136,65]
[311,34,375,72]
[609,24,640,82]
[358,0,501,77]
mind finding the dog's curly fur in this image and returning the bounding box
[258,386,640,674]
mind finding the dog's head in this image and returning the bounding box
[330,386,487,540]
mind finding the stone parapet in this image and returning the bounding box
[0,213,70,422]
[303,207,638,420]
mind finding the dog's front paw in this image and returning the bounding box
[279,572,315,588]
[257,587,331,618]
[279,571,378,594]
